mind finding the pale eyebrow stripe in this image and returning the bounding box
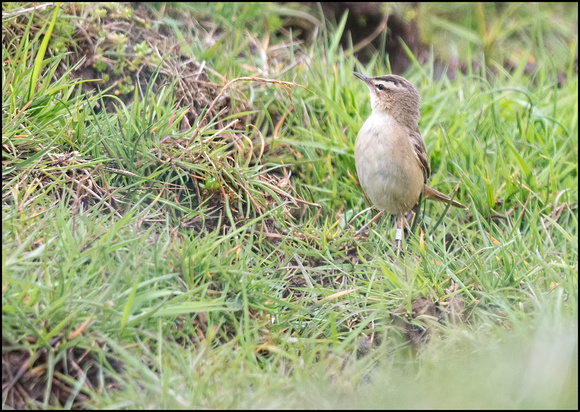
[383,76,400,85]
[375,80,398,89]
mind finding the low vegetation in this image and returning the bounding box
[2,2,577,409]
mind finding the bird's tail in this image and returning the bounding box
[423,185,467,209]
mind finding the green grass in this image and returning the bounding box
[2,2,577,409]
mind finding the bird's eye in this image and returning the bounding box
[376,84,386,91]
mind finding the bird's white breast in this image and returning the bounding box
[354,112,424,214]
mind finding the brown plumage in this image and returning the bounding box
[352,72,466,250]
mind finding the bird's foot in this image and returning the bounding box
[353,211,383,239]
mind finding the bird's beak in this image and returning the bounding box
[353,72,371,85]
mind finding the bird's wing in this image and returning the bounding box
[410,130,431,183]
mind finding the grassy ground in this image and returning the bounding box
[2,2,578,409]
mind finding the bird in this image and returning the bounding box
[352,72,467,253]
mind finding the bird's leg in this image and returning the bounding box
[396,214,404,256]
[354,210,384,237]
